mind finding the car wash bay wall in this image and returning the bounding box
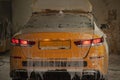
[12,0,120,54]
[0,0,11,20]
[12,0,33,33]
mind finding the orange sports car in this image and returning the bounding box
[10,0,109,80]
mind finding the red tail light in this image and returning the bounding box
[11,38,35,47]
[74,37,103,46]
[11,38,19,45]
[81,40,92,45]
[93,38,103,44]
[20,40,28,45]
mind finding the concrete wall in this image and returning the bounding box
[0,0,10,1]
[12,0,32,33]
[0,0,11,20]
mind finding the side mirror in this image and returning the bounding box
[100,24,110,30]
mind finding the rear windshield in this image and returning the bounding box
[25,13,93,29]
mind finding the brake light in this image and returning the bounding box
[81,40,92,45]
[11,38,19,45]
[20,40,28,45]
[74,38,103,46]
[93,38,103,44]
[11,38,35,47]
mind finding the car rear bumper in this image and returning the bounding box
[10,69,106,80]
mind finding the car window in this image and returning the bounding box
[25,13,93,29]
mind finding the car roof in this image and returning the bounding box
[32,0,92,13]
